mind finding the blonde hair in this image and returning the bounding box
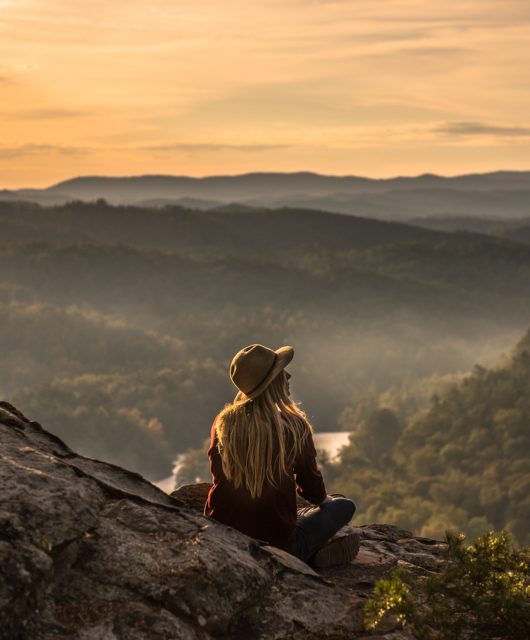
[215,370,312,498]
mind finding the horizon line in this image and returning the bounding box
[5,167,530,191]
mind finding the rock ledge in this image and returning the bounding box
[0,401,445,640]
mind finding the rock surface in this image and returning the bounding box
[0,401,446,640]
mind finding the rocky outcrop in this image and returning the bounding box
[0,401,446,640]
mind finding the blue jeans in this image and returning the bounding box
[285,497,356,562]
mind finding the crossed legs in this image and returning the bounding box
[286,497,356,562]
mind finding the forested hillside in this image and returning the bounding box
[1,200,528,484]
[327,329,530,544]
[411,215,530,245]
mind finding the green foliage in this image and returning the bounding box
[331,338,530,544]
[365,530,530,640]
[11,364,226,479]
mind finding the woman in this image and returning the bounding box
[204,343,359,568]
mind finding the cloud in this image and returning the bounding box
[279,0,530,25]
[140,142,291,153]
[0,143,92,158]
[6,108,92,120]
[435,121,530,137]
[0,141,290,161]
[0,64,14,84]
[395,46,470,56]
[250,26,433,54]
[356,44,472,68]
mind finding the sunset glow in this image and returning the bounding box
[1,0,529,187]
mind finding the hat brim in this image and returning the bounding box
[245,346,294,400]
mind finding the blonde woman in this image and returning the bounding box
[204,343,359,568]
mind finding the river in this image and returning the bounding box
[154,430,352,493]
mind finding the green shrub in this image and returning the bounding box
[365,530,530,640]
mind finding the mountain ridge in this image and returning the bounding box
[45,169,530,192]
[3,170,529,219]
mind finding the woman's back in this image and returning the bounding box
[204,412,327,549]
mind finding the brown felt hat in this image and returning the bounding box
[230,343,294,400]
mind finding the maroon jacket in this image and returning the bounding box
[203,415,327,550]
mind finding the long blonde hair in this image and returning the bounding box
[215,370,312,498]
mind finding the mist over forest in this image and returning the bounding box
[1,191,529,543]
[3,172,530,225]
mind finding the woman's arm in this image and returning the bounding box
[207,415,224,481]
[293,429,328,505]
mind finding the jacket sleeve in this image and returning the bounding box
[293,429,327,505]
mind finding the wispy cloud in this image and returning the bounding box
[279,0,530,26]
[5,108,92,120]
[394,45,470,56]
[141,142,291,153]
[0,143,92,158]
[0,64,13,84]
[435,121,530,137]
[0,141,289,159]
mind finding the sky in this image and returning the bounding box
[1,0,530,187]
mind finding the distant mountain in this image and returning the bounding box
[46,170,530,197]
[410,215,530,244]
[0,188,69,206]
[2,171,530,220]
[507,224,530,244]
[2,199,530,332]
[0,199,446,252]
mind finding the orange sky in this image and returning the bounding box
[1,0,530,187]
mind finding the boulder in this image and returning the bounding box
[0,401,445,639]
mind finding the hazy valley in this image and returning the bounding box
[1,190,529,543]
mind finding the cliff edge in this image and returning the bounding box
[0,401,445,640]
